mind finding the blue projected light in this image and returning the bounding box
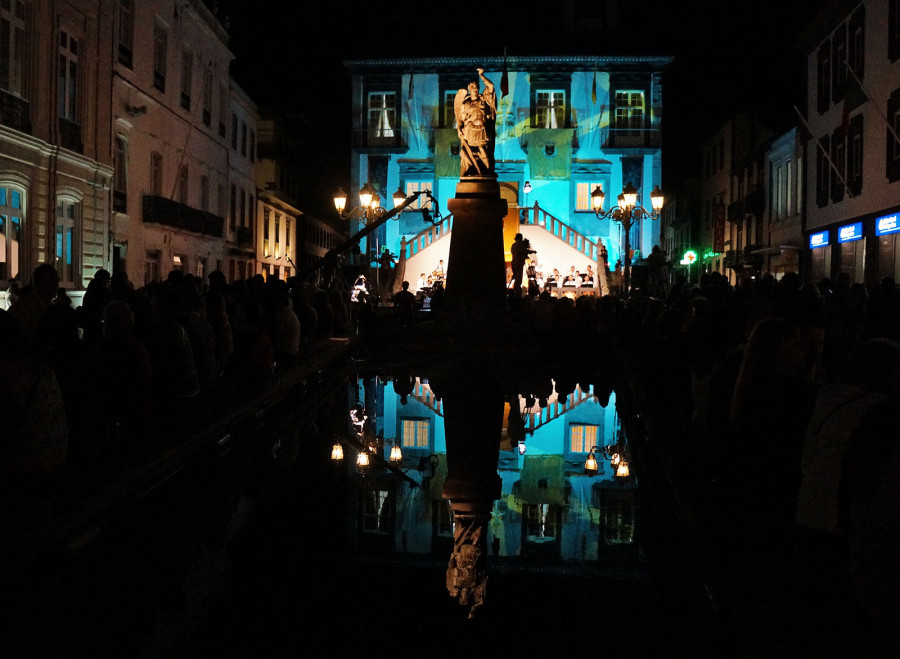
[809,230,829,249]
[838,222,863,243]
[875,213,900,236]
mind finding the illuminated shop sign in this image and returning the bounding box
[875,213,900,236]
[837,222,863,243]
[809,231,829,249]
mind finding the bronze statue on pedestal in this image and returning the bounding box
[454,68,497,178]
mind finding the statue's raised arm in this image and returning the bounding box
[455,68,497,179]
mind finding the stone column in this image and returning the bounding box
[445,179,507,325]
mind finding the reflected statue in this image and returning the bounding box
[446,512,488,618]
[454,68,496,178]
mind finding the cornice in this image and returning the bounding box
[343,54,674,74]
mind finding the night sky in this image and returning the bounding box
[218,0,830,217]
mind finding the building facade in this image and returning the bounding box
[112,0,232,287]
[342,55,671,288]
[799,0,900,285]
[0,0,115,305]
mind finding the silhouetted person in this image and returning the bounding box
[393,280,416,329]
[509,233,533,296]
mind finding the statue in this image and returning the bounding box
[446,511,488,617]
[454,68,497,178]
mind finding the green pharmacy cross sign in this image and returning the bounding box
[680,250,698,265]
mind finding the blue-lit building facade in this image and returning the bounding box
[799,0,900,284]
[342,56,670,288]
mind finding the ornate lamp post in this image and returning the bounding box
[591,181,664,295]
[333,183,409,290]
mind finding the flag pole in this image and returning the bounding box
[794,105,854,198]
[844,60,900,148]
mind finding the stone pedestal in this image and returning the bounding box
[445,178,507,323]
[436,362,504,615]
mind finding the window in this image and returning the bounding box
[443,90,457,127]
[240,121,247,157]
[218,83,228,137]
[831,25,847,105]
[848,115,863,195]
[249,130,255,162]
[816,135,831,207]
[55,198,77,285]
[535,90,565,129]
[239,189,246,226]
[153,25,167,92]
[229,184,236,230]
[849,7,865,79]
[195,257,205,279]
[150,151,162,196]
[230,113,237,149]
[817,43,831,113]
[888,88,900,181]
[1,0,26,96]
[180,51,192,110]
[891,0,900,61]
[614,91,644,133]
[524,504,560,541]
[144,250,160,285]
[58,31,79,122]
[367,91,397,144]
[0,186,23,281]
[831,128,846,202]
[177,164,188,205]
[117,0,134,68]
[576,182,603,211]
[404,181,431,209]
[401,418,429,449]
[202,69,212,126]
[569,424,599,453]
[362,488,392,534]
[200,175,209,212]
[113,135,127,212]
[599,490,636,545]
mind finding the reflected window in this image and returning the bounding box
[523,503,561,541]
[401,418,429,449]
[436,499,453,538]
[362,488,392,534]
[569,423,599,453]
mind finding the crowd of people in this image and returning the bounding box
[0,263,353,479]
[2,259,898,651]
[607,269,900,654]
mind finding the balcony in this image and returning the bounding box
[0,91,31,134]
[600,126,661,151]
[237,226,253,246]
[142,194,224,238]
[350,128,406,152]
[58,118,83,153]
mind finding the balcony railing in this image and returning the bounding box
[0,90,31,134]
[600,126,661,150]
[58,118,82,153]
[350,128,405,150]
[142,194,224,238]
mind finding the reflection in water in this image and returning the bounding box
[333,358,640,616]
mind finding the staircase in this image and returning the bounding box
[400,203,611,295]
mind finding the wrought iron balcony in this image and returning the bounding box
[600,126,661,150]
[142,194,224,238]
[0,90,31,134]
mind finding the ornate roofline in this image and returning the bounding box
[343,54,674,73]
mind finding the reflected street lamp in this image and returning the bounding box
[592,182,664,296]
[584,444,631,479]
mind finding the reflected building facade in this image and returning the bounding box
[339,371,639,566]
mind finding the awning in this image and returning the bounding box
[750,245,801,255]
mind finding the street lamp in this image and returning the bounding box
[591,182,664,295]
[584,444,630,479]
[334,183,406,223]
